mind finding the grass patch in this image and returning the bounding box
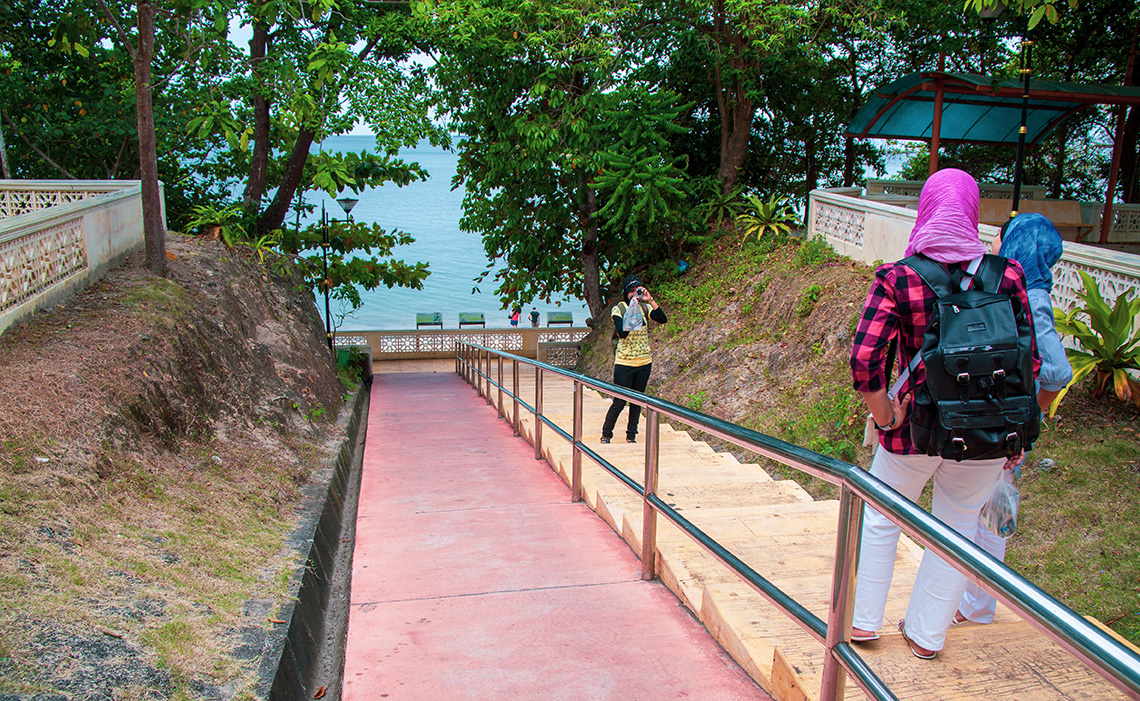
[122,278,192,326]
[0,441,316,689]
[1005,400,1140,643]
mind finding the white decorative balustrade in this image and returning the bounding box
[867,178,1048,201]
[0,187,113,219]
[809,187,1140,313]
[0,180,155,335]
[334,327,591,365]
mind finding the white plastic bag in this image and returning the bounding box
[622,299,645,332]
[980,474,1020,537]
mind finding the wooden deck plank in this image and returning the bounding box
[472,361,1131,701]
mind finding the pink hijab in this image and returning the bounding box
[904,168,987,264]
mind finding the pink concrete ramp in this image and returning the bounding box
[344,371,766,700]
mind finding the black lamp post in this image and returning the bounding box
[322,196,360,351]
[1010,34,1034,220]
[321,202,332,350]
[977,2,1032,221]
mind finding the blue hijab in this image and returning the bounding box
[1000,213,1064,292]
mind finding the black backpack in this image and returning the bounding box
[901,254,1040,461]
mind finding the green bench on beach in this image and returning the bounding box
[546,312,573,327]
[416,312,443,329]
[458,312,486,328]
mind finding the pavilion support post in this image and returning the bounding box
[1101,34,1137,244]
[929,82,944,176]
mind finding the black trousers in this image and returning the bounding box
[602,362,652,440]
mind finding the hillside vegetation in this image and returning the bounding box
[0,235,350,699]
[578,232,1140,645]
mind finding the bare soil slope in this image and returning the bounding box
[0,233,346,699]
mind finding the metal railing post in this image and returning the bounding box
[820,484,864,700]
[497,354,504,418]
[483,349,492,405]
[641,408,660,581]
[571,380,583,502]
[534,366,544,461]
[512,359,520,436]
[474,347,482,394]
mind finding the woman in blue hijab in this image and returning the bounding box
[954,212,1073,626]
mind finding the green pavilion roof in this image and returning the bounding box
[847,71,1140,146]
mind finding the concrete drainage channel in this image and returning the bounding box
[253,381,370,701]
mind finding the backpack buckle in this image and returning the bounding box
[957,372,971,403]
[992,368,1008,400]
[952,436,967,459]
[1006,431,1022,456]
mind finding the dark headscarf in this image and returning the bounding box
[622,275,643,299]
[1000,213,1064,292]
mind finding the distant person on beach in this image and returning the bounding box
[529,307,540,327]
[848,168,1039,660]
[601,275,667,444]
[954,212,1071,627]
[509,308,520,327]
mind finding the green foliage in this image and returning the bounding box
[239,234,280,264]
[1052,271,1140,414]
[691,179,745,231]
[962,0,1065,29]
[736,194,801,241]
[184,204,247,248]
[277,219,430,314]
[778,387,864,464]
[431,0,694,315]
[795,235,837,267]
[685,390,707,412]
[796,283,823,317]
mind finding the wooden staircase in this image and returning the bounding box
[478,361,1132,700]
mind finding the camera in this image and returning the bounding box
[636,287,645,299]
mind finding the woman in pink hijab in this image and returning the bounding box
[847,169,1037,659]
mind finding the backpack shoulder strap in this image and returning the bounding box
[900,254,955,298]
[974,253,1008,293]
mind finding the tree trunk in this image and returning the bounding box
[717,96,753,195]
[134,0,165,275]
[709,0,754,196]
[578,169,603,322]
[0,113,10,178]
[258,125,316,236]
[243,15,272,215]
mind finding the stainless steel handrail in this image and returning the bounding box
[455,342,1140,701]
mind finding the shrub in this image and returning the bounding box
[736,194,801,241]
[795,235,837,267]
[1052,271,1140,414]
[796,283,824,317]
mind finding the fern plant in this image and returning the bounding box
[1051,270,1140,414]
[736,194,801,241]
[691,179,745,231]
[185,204,246,248]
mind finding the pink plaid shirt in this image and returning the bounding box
[850,258,1041,455]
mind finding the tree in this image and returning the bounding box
[430,0,693,320]
[44,0,219,275]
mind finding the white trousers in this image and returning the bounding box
[852,449,1003,651]
[958,468,1015,623]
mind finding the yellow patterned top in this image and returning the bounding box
[613,301,652,367]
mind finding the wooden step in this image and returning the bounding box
[482,363,1127,701]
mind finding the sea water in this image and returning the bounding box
[300,135,590,330]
